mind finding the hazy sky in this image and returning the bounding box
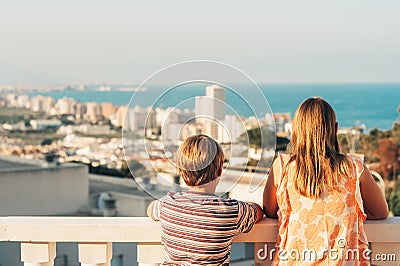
[1,1,400,85]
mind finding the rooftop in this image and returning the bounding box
[0,155,85,174]
[0,158,34,172]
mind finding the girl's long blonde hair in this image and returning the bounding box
[289,97,351,198]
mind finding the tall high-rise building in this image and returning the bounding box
[55,97,77,115]
[30,95,54,114]
[85,102,102,122]
[17,95,30,108]
[126,106,149,132]
[205,84,226,121]
[115,106,128,128]
[75,103,87,120]
[101,102,118,120]
[195,85,226,142]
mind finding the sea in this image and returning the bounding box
[29,83,400,131]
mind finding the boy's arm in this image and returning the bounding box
[237,201,261,233]
[146,200,156,217]
[246,202,263,222]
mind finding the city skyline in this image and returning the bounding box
[3,82,399,131]
[1,1,400,85]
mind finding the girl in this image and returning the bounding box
[263,97,388,265]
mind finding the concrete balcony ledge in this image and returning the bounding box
[1,216,400,242]
[1,216,399,265]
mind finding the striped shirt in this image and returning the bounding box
[150,191,258,265]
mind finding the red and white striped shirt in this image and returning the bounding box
[150,191,258,265]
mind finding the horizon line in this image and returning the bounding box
[2,81,400,88]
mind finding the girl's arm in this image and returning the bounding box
[360,166,389,219]
[263,158,280,218]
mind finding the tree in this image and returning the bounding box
[239,126,275,149]
[375,138,399,180]
[357,128,382,163]
[387,191,400,216]
[393,123,400,144]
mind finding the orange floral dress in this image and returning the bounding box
[273,153,369,265]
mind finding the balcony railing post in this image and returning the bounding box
[79,242,112,266]
[137,243,163,266]
[20,242,56,266]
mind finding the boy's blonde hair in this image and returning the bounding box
[176,134,224,186]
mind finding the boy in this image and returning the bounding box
[148,134,263,265]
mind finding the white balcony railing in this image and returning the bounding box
[1,216,399,266]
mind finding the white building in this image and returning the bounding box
[0,156,139,266]
[156,107,179,127]
[220,115,246,143]
[265,113,274,126]
[284,122,293,136]
[30,95,54,114]
[195,85,226,142]
[0,156,89,216]
[205,84,226,121]
[55,97,77,115]
[85,102,102,122]
[58,124,111,135]
[30,119,62,130]
[178,108,195,123]
[195,96,212,120]
[5,93,17,107]
[157,107,196,142]
[75,102,88,120]
[2,121,26,131]
[179,122,201,141]
[162,123,182,142]
[16,94,30,108]
[146,107,157,129]
[126,106,147,131]
[63,134,98,149]
[114,106,127,128]
[274,113,291,133]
